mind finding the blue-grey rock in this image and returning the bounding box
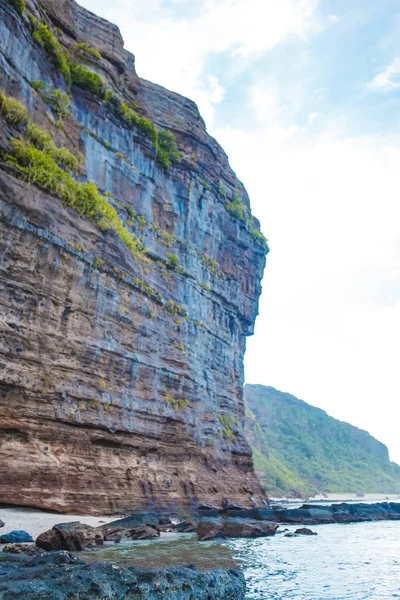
[0,551,246,599]
[0,532,33,544]
[0,0,267,515]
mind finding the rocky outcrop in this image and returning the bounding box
[0,0,268,514]
[271,502,400,524]
[0,551,247,599]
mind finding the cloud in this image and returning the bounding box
[367,57,400,92]
[80,0,321,124]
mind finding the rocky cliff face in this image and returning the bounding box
[0,0,268,514]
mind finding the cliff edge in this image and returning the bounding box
[0,0,268,513]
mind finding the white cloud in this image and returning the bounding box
[80,0,321,124]
[368,57,400,92]
[329,14,339,23]
[215,115,400,462]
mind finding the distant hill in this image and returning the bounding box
[244,384,400,497]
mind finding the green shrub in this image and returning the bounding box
[157,129,181,171]
[6,0,26,15]
[166,253,179,269]
[104,94,180,169]
[166,300,187,318]
[31,82,71,120]
[227,192,246,221]
[163,394,190,411]
[76,42,102,60]
[69,63,104,96]
[26,122,81,173]
[32,22,71,84]
[0,89,29,127]
[218,414,238,440]
[9,139,145,261]
[249,226,269,252]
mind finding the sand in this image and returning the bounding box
[0,506,116,541]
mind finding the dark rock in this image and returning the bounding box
[100,514,161,541]
[223,519,278,539]
[176,519,198,533]
[2,544,42,556]
[158,516,173,526]
[295,528,317,535]
[223,501,247,510]
[197,517,224,541]
[99,514,159,530]
[0,551,246,599]
[198,517,278,541]
[0,521,3,529]
[104,524,160,542]
[271,502,400,525]
[198,503,220,511]
[36,522,104,552]
[1,531,34,544]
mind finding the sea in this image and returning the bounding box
[81,497,400,600]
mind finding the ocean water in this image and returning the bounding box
[83,521,400,599]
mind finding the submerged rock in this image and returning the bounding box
[0,531,33,544]
[294,528,317,536]
[0,551,246,599]
[36,522,104,552]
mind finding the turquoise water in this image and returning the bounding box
[83,521,400,599]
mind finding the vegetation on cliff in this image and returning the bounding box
[245,384,400,497]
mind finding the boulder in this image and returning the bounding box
[223,519,278,539]
[176,519,198,533]
[36,522,104,552]
[100,514,161,542]
[197,517,224,541]
[197,517,278,541]
[0,551,246,599]
[1,530,34,544]
[0,520,4,529]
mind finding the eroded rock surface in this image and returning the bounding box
[197,517,278,541]
[0,0,268,514]
[0,551,247,599]
[35,522,104,551]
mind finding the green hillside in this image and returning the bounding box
[244,384,400,497]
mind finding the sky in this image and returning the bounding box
[80,0,400,463]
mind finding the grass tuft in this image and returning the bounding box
[76,42,102,60]
[0,90,29,127]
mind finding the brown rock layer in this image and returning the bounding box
[0,0,268,514]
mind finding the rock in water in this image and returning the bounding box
[0,521,3,530]
[0,551,247,599]
[294,527,317,536]
[0,531,34,544]
[0,0,267,515]
[36,523,104,552]
[197,517,278,541]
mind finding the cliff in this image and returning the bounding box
[245,384,400,497]
[0,0,268,514]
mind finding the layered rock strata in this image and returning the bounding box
[0,0,268,513]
